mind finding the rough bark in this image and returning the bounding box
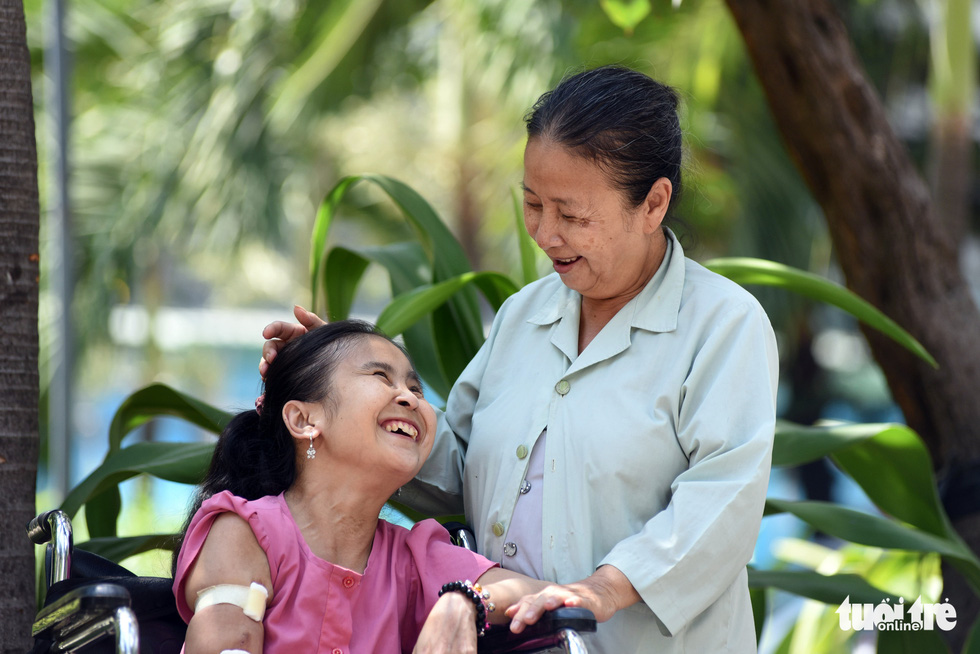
[723,0,980,647]
[0,0,40,649]
[723,0,980,466]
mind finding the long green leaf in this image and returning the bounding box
[79,534,179,563]
[325,242,448,399]
[324,247,371,321]
[61,442,215,520]
[773,421,950,540]
[772,420,893,468]
[308,174,485,381]
[309,176,359,313]
[511,186,539,287]
[747,568,890,605]
[705,258,937,368]
[83,384,229,537]
[107,383,231,454]
[376,272,519,338]
[765,499,980,592]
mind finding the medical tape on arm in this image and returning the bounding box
[195,582,269,622]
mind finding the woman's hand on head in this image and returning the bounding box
[259,306,326,378]
[413,592,480,654]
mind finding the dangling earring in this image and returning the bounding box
[306,433,317,460]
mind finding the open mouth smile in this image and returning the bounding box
[381,419,420,441]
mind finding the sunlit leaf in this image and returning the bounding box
[773,421,949,539]
[599,0,652,34]
[705,258,937,368]
[377,272,519,337]
[765,499,980,593]
[747,569,888,605]
[61,442,215,520]
[326,242,447,398]
[511,186,539,287]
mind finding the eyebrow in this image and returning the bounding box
[520,182,577,207]
[359,360,422,385]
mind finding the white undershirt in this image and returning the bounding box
[502,430,546,579]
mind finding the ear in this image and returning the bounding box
[637,177,673,235]
[282,399,321,442]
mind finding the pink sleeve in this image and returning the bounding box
[406,519,498,621]
[171,491,267,623]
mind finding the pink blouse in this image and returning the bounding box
[173,491,497,653]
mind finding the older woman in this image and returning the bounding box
[263,66,778,653]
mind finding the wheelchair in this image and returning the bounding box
[28,511,595,654]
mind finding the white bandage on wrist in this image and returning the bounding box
[195,582,269,622]
[220,651,251,654]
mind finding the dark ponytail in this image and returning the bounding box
[172,319,387,574]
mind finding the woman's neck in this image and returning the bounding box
[284,476,388,573]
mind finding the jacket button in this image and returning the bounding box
[555,379,570,395]
[492,522,505,537]
[516,445,528,459]
[503,542,518,557]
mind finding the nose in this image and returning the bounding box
[529,210,562,250]
[395,387,419,410]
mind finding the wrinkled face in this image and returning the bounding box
[315,336,436,482]
[522,138,664,305]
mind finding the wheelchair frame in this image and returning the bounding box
[29,511,595,654]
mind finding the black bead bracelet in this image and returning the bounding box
[438,580,494,636]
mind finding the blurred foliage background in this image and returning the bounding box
[21,0,978,648]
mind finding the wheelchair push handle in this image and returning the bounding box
[28,510,71,545]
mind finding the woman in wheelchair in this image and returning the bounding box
[172,320,566,654]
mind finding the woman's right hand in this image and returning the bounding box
[259,306,326,378]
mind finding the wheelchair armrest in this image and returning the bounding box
[32,581,131,638]
[477,607,597,653]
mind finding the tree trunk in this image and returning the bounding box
[723,0,980,646]
[0,0,40,649]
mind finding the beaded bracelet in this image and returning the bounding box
[438,580,496,636]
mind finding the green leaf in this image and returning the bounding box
[749,586,766,646]
[765,499,980,592]
[831,425,949,538]
[878,625,950,653]
[325,242,447,399]
[772,420,892,467]
[376,272,519,338]
[324,247,371,321]
[108,383,231,454]
[307,174,485,383]
[747,568,890,605]
[599,0,652,34]
[79,534,179,563]
[773,421,950,539]
[61,442,215,520]
[704,258,938,368]
[310,176,359,313]
[962,615,980,654]
[511,186,539,286]
[85,489,122,539]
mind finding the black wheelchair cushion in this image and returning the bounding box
[34,549,186,654]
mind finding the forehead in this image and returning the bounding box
[343,335,413,370]
[522,138,618,202]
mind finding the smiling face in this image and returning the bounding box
[522,137,671,312]
[299,336,436,485]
